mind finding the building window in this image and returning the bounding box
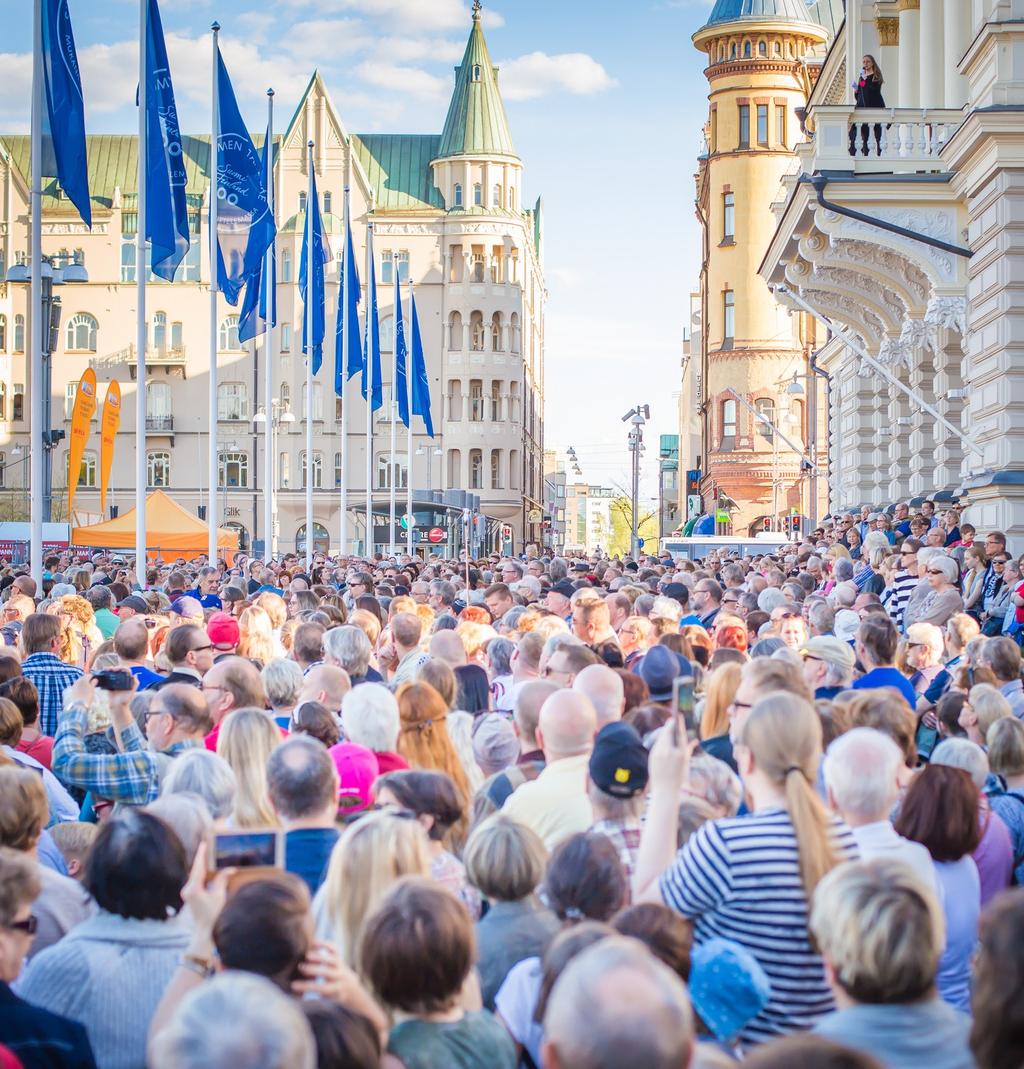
[219,316,241,351]
[472,63,482,81]
[335,395,343,422]
[334,451,342,487]
[509,449,520,490]
[376,455,408,489]
[774,40,781,56]
[281,248,292,283]
[281,323,292,351]
[470,311,485,351]
[492,184,501,208]
[447,448,461,488]
[217,382,248,421]
[473,183,482,206]
[302,382,323,421]
[280,451,290,488]
[298,191,307,214]
[730,42,737,59]
[13,384,24,422]
[379,314,394,353]
[65,383,80,419]
[723,192,735,242]
[68,451,97,487]
[447,379,463,421]
[151,311,167,353]
[147,381,171,425]
[509,312,520,353]
[218,451,248,488]
[490,449,501,489]
[300,451,323,489]
[0,315,6,351]
[738,104,750,148]
[469,380,484,421]
[65,313,97,352]
[491,313,503,352]
[490,380,501,421]
[755,397,775,441]
[448,311,463,350]
[448,244,463,282]
[757,104,769,146]
[490,245,504,284]
[322,191,332,215]
[13,316,24,353]
[0,383,6,420]
[381,250,409,285]
[453,183,463,208]
[508,187,515,210]
[743,40,751,58]
[721,399,737,449]
[776,104,786,147]
[469,448,482,489]
[147,451,170,487]
[470,246,485,283]
[758,40,767,56]
[723,290,735,341]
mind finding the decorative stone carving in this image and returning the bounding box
[823,236,931,308]
[876,18,899,46]
[42,222,105,235]
[828,208,958,283]
[898,317,930,364]
[822,57,848,107]
[372,223,445,236]
[878,336,910,371]
[924,295,967,349]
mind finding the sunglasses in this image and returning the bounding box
[7,914,38,935]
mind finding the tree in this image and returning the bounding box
[607,496,658,558]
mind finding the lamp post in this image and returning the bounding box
[623,404,650,558]
[253,398,295,559]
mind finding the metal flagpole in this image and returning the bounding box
[208,22,220,565]
[339,182,350,557]
[406,279,414,556]
[134,0,148,586]
[388,254,398,557]
[365,221,373,558]
[263,89,275,563]
[29,0,44,588]
[304,140,314,573]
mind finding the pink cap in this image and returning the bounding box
[328,741,380,813]
[206,612,240,650]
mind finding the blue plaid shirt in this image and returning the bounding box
[52,702,201,805]
[22,653,84,737]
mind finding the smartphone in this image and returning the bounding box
[672,675,698,744]
[92,669,135,692]
[211,830,283,871]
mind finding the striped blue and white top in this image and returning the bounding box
[659,806,858,1044]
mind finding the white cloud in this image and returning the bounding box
[281,18,373,60]
[275,0,500,32]
[370,35,465,63]
[353,61,450,98]
[497,51,617,101]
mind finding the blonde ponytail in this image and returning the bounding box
[740,693,840,898]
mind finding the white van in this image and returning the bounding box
[659,533,791,562]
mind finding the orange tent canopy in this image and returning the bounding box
[71,490,239,562]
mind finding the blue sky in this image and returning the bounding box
[0,0,715,495]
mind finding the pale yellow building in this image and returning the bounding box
[0,6,546,555]
[692,0,837,532]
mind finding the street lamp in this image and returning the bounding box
[5,252,88,524]
[623,404,650,558]
[253,399,295,560]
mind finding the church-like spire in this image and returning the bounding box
[438,2,516,159]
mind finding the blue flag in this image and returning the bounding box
[298,165,330,374]
[361,243,383,412]
[394,263,409,428]
[409,283,434,438]
[335,209,363,395]
[215,46,274,306]
[40,0,90,227]
[144,0,189,281]
[239,127,276,342]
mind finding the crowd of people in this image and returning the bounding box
[1,499,1024,1069]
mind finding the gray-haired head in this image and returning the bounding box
[823,727,903,823]
[261,658,303,711]
[322,625,372,677]
[160,749,238,821]
[340,682,400,754]
[145,792,213,867]
[931,737,989,790]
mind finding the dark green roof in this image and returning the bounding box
[351,134,444,212]
[437,10,516,159]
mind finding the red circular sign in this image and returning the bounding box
[427,527,445,544]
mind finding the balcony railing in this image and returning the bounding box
[91,344,188,375]
[146,415,174,432]
[808,106,965,174]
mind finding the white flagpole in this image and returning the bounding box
[29,0,43,589]
[388,255,398,558]
[263,88,275,563]
[304,139,314,573]
[339,183,350,557]
[365,221,373,558]
[406,279,413,557]
[134,0,148,587]
[208,22,220,566]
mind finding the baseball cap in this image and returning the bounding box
[689,937,771,1044]
[549,579,576,600]
[328,741,380,813]
[800,635,856,671]
[638,645,681,702]
[588,721,649,798]
[660,582,689,605]
[118,595,150,614]
[169,596,204,620]
[472,713,520,777]
[207,612,241,651]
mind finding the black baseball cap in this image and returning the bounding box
[550,579,576,600]
[589,722,649,799]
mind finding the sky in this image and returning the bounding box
[0,0,715,496]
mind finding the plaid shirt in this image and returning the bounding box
[52,702,201,805]
[22,654,84,737]
[590,819,642,891]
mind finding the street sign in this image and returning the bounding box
[715,509,730,523]
[427,527,445,544]
[527,508,542,524]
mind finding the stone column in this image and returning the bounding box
[928,306,966,490]
[943,0,971,108]
[907,344,935,497]
[483,161,492,209]
[898,0,921,107]
[919,0,945,108]
[838,357,879,507]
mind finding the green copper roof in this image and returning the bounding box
[437,7,517,160]
[351,134,444,211]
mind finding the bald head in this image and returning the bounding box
[429,630,467,668]
[513,679,559,751]
[537,690,598,761]
[572,664,625,729]
[298,664,351,713]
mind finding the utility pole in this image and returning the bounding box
[623,404,649,558]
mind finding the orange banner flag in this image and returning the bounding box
[67,367,97,517]
[99,380,122,513]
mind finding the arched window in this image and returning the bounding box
[302,382,323,421]
[281,382,291,410]
[492,184,501,207]
[296,522,329,555]
[379,314,394,352]
[508,381,520,422]
[217,383,248,421]
[13,316,24,353]
[448,311,463,350]
[787,41,794,57]
[490,449,502,489]
[322,191,332,215]
[470,311,485,351]
[453,183,463,208]
[280,451,291,488]
[509,312,520,353]
[773,40,781,56]
[789,398,805,441]
[12,384,23,421]
[298,191,307,214]
[281,248,292,283]
[469,448,483,489]
[300,451,323,489]
[469,379,484,421]
[491,312,503,352]
[730,42,737,59]
[472,63,482,82]
[219,315,241,351]
[721,398,737,448]
[147,382,171,429]
[0,383,7,420]
[147,451,170,487]
[69,451,97,487]
[222,522,248,551]
[508,187,515,211]
[376,454,408,489]
[65,313,97,352]
[509,449,520,490]
[755,397,775,441]
[0,315,6,351]
[447,448,461,488]
[490,380,502,421]
[218,451,248,488]
[334,451,342,488]
[758,40,767,56]
[152,311,167,353]
[743,40,752,58]
[473,183,483,207]
[447,379,463,421]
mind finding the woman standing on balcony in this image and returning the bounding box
[850,55,885,157]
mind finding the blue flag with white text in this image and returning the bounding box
[298,166,330,374]
[40,0,91,227]
[409,283,434,438]
[394,266,409,428]
[144,0,189,281]
[336,212,362,394]
[239,127,276,342]
[361,245,383,412]
[215,47,275,306]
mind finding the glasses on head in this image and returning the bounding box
[7,914,38,936]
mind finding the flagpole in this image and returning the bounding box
[388,255,399,557]
[365,221,373,558]
[28,0,43,589]
[208,22,220,566]
[304,140,315,573]
[339,184,350,557]
[263,88,275,563]
[134,0,148,586]
[406,279,414,557]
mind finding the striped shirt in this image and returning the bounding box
[659,806,857,1044]
[886,571,919,632]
